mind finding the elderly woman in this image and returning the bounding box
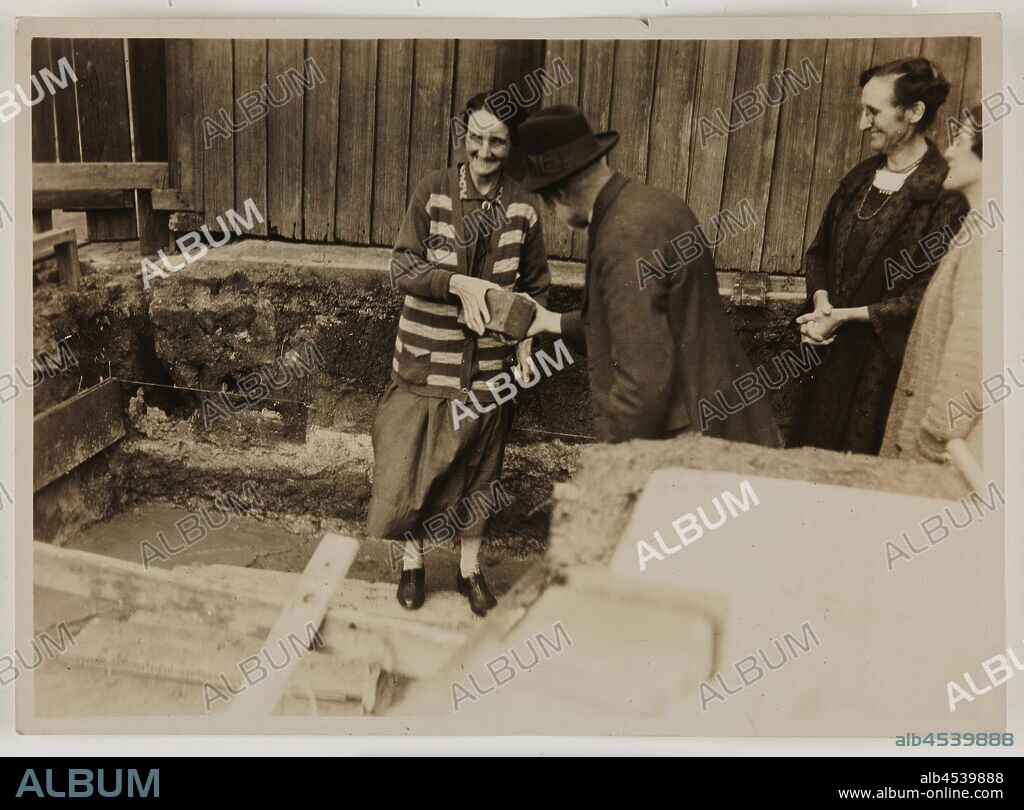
[787,58,970,454]
[367,92,550,616]
[881,107,985,464]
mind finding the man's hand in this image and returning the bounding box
[449,275,500,335]
[526,304,562,337]
[514,338,537,385]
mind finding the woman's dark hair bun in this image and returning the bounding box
[859,57,951,132]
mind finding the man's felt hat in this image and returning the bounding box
[518,104,619,192]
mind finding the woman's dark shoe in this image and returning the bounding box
[456,571,497,617]
[397,567,425,610]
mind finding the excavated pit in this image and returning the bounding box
[33,238,808,566]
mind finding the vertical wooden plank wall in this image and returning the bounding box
[715,39,786,271]
[407,40,454,199]
[646,40,700,201]
[684,39,739,260]
[30,39,57,231]
[30,40,57,164]
[234,39,268,235]
[33,36,981,275]
[371,39,414,247]
[196,40,235,231]
[302,40,341,242]
[537,40,582,259]
[571,40,615,260]
[801,38,875,264]
[48,38,81,163]
[759,39,826,275]
[72,38,137,240]
[128,39,169,253]
[335,40,378,244]
[267,40,305,239]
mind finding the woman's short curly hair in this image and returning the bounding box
[859,57,951,132]
[461,90,529,145]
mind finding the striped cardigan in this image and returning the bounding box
[389,165,550,402]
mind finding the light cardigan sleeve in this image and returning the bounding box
[918,242,984,460]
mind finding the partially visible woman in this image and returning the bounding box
[881,106,985,464]
[787,58,970,454]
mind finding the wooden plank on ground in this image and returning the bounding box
[33,162,169,192]
[73,38,137,240]
[195,39,235,230]
[48,38,81,162]
[571,39,615,260]
[759,39,827,275]
[407,40,454,208]
[335,39,378,244]
[34,542,472,678]
[34,379,124,492]
[222,533,358,715]
[802,38,876,261]
[302,39,341,242]
[371,39,414,247]
[233,39,268,235]
[267,39,305,239]
[63,616,374,706]
[646,39,700,199]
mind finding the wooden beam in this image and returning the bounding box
[33,162,170,192]
[34,543,471,679]
[134,189,168,256]
[64,616,377,706]
[32,228,77,262]
[55,238,82,289]
[34,189,135,210]
[223,534,359,716]
[34,380,124,492]
[151,188,194,211]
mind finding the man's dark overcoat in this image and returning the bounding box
[560,172,781,446]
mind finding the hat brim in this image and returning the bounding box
[519,131,620,193]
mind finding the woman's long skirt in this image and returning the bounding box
[366,382,513,541]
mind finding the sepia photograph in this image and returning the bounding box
[2,10,1014,760]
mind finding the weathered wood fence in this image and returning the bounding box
[31,37,980,274]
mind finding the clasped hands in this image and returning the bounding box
[796,291,845,346]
